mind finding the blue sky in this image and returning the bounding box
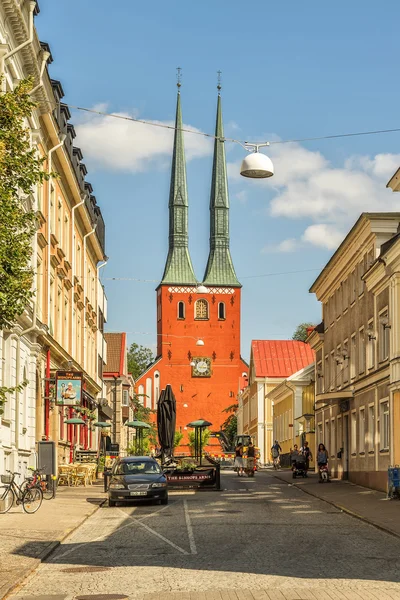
[37,0,400,360]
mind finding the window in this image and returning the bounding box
[64,215,69,258]
[1,334,12,420]
[50,185,56,234]
[358,328,365,374]
[324,355,329,393]
[368,405,375,451]
[76,244,81,279]
[350,334,356,379]
[350,270,356,303]
[195,299,209,320]
[122,390,129,406]
[337,417,343,452]
[330,351,335,390]
[317,422,323,445]
[98,354,103,379]
[317,360,323,394]
[218,302,226,320]
[329,296,335,325]
[351,411,357,454]
[380,401,389,450]
[336,286,342,317]
[343,339,349,383]
[325,420,330,453]
[177,301,185,320]
[58,199,62,246]
[358,260,365,295]
[342,278,349,309]
[331,419,336,457]
[336,345,342,388]
[379,310,390,362]
[367,320,375,370]
[359,408,365,453]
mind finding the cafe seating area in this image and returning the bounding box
[57,463,98,487]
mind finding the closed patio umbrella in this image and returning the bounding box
[157,384,176,464]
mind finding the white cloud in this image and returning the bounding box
[74,105,212,173]
[228,141,400,251]
[262,238,299,254]
[235,190,248,205]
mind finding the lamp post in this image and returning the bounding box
[240,143,274,179]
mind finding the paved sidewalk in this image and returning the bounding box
[273,469,400,537]
[0,483,106,599]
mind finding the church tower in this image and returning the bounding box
[136,86,248,449]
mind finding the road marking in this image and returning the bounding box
[183,499,197,555]
[117,507,189,555]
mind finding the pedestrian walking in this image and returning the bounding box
[317,443,329,481]
[290,444,299,471]
[246,440,256,476]
[234,442,245,476]
[300,440,313,475]
[271,440,282,469]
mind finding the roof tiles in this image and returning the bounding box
[252,340,314,379]
[104,332,126,375]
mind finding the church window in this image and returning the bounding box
[195,299,209,320]
[218,302,226,320]
[178,301,185,320]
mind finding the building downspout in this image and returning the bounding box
[113,376,117,445]
[71,193,86,359]
[0,1,36,93]
[47,135,66,332]
[83,226,96,373]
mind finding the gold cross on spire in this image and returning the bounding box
[176,67,182,89]
[217,70,222,92]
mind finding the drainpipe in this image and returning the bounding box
[113,376,118,445]
[0,1,36,93]
[29,49,50,96]
[47,134,66,331]
[71,193,86,358]
[97,259,108,394]
[83,226,96,373]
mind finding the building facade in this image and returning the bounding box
[239,340,314,465]
[0,0,108,474]
[268,363,315,467]
[309,212,400,491]
[135,89,248,451]
[103,333,135,455]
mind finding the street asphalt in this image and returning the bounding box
[8,470,400,600]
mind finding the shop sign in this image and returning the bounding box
[56,371,83,406]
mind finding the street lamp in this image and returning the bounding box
[240,143,274,179]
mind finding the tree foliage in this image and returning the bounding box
[174,431,183,448]
[0,77,50,328]
[221,402,238,445]
[127,342,155,380]
[292,322,315,342]
[188,428,210,455]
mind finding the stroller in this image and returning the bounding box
[292,454,307,479]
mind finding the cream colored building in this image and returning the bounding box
[0,0,108,473]
[309,211,400,491]
[238,340,314,465]
[267,363,315,468]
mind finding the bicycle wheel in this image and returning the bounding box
[42,479,56,500]
[22,487,43,513]
[0,486,14,513]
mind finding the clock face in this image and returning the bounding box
[192,357,212,378]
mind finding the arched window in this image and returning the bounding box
[218,302,226,320]
[195,298,209,320]
[145,378,152,409]
[178,301,185,320]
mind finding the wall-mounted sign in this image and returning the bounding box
[56,371,83,406]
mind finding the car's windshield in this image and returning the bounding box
[114,461,161,475]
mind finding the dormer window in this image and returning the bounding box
[195,299,209,320]
[178,301,185,320]
[218,302,226,320]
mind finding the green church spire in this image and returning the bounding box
[203,92,241,287]
[161,89,197,285]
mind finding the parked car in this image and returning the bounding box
[108,456,168,507]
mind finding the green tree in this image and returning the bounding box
[127,342,155,380]
[188,429,211,455]
[221,402,238,445]
[292,322,315,342]
[0,77,50,329]
[174,431,183,448]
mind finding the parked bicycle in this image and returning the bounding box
[22,467,56,500]
[0,470,43,514]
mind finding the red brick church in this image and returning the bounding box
[135,87,248,450]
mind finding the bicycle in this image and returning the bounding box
[272,455,280,470]
[0,470,43,514]
[23,467,56,500]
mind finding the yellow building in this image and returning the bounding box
[0,1,109,473]
[267,363,315,467]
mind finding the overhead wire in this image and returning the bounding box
[66,103,400,148]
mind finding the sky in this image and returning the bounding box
[37,0,400,360]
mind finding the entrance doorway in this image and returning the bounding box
[343,414,349,480]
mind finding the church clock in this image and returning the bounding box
[192,357,212,378]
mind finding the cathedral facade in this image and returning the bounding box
[135,89,248,449]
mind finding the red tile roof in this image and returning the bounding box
[104,332,126,376]
[252,340,314,378]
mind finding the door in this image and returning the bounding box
[343,414,349,480]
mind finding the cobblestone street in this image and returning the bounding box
[7,471,400,600]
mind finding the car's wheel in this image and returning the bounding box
[160,496,169,505]
[108,499,116,507]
